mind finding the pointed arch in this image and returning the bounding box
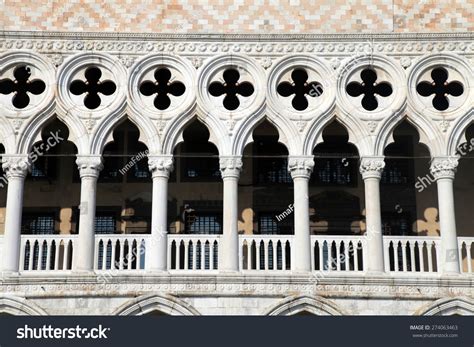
[233,113,299,156]
[0,115,16,155]
[415,297,474,316]
[113,294,200,316]
[0,295,47,315]
[90,108,160,155]
[447,111,474,155]
[375,113,442,156]
[304,113,370,157]
[162,112,229,155]
[263,295,346,316]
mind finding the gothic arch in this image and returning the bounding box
[113,294,200,316]
[17,109,88,155]
[233,113,299,156]
[375,113,442,156]
[0,295,47,315]
[303,114,369,156]
[263,295,346,316]
[90,109,160,155]
[0,115,16,155]
[162,111,229,156]
[447,112,474,155]
[415,297,474,316]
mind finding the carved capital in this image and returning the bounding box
[1,155,30,179]
[359,157,385,179]
[76,156,103,179]
[288,156,314,179]
[219,156,243,179]
[148,155,174,179]
[430,157,458,180]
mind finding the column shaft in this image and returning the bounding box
[431,157,460,274]
[75,156,102,272]
[288,156,314,273]
[1,156,29,273]
[360,157,385,273]
[219,156,242,272]
[147,156,173,272]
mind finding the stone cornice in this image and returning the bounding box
[0,30,472,42]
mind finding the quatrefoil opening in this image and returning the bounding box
[139,67,186,110]
[208,68,254,111]
[346,68,393,111]
[416,67,464,111]
[69,66,116,110]
[277,68,323,111]
[0,65,46,109]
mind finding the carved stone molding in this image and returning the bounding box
[148,155,174,179]
[76,155,103,179]
[359,157,385,179]
[219,156,243,179]
[288,156,314,179]
[1,155,30,179]
[430,157,458,180]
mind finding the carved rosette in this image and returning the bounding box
[288,156,314,179]
[219,156,243,179]
[76,156,104,179]
[430,157,458,180]
[359,157,385,180]
[148,155,174,179]
[1,156,30,179]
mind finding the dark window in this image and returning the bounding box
[94,212,117,234]
[185,212,222,234]
[30,156,56,180]
[181,143,220,181]
[256,157,292,184]
[381,212,412,236]
[258,212,293,235]
[313,156,356,185]
[21,213,55,235]
[381,159,411,185]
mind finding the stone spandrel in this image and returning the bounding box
[0,0,471,33]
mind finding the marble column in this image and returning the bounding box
[360,157,385,273]
[288,156,314,272]
[430,157,460,274]
[75,155,103,272]
[219,156,242,272]
[1,156,30,273]
[147,155,174,272]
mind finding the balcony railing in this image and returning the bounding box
[168,234,220,271]
[1,234,471,275]
[94,234,147,271]
[311,235,366,272]
[240,235,293,271]
[383,236,440,274]
[458,237,474,274]
[19,234,76,271]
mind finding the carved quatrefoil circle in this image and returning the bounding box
[407,54,472,119]
[128,54,196,118]
[267,55,335,119]
[0,51,55,116]
[337,55,406,120]
[197,54,265,119]
[57,52,126,117]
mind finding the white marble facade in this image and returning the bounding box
[0,31,473,315]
